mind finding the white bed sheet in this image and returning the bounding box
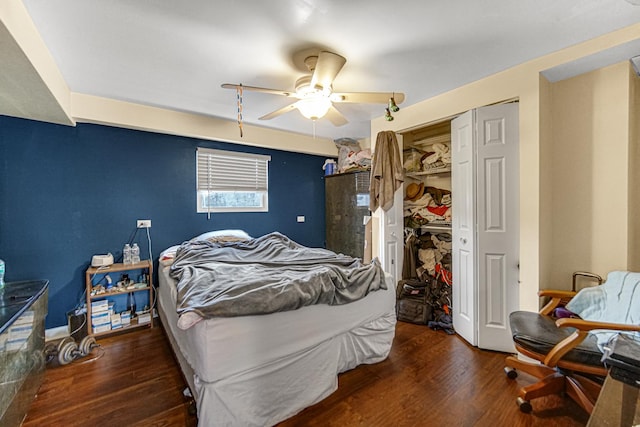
[159,263,396,383]
[158,260,397,426]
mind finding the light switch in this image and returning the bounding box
[297,216,305,223]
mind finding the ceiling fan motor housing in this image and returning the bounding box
[296,75,332,95]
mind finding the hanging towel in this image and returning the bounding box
[370,131,404,212]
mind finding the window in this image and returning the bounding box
[196,148,271,214]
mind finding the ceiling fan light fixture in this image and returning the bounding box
[296,97,332,120]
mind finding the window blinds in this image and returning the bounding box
[197,148,271,192]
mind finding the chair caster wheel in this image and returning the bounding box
[517,397,532,413]
[504,367,518,379]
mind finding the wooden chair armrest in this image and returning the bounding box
[544,319,640,368]
[538,290,577,299]
[556,318,640,332]
[538,290,577,315]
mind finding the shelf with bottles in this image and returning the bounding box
[84,260,154,338]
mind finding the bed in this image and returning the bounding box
[157,230,397,427]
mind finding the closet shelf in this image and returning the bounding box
[406,167,451,178]
[420,223,452,232]
[408,134,451,148]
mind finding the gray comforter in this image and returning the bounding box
[170,232,387,318]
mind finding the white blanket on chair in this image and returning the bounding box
[566,271,640,352]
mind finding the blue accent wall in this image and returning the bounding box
[0,115,328,329]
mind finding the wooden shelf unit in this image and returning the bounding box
[85,260,154,338]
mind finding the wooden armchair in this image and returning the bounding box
[504,273,640,415]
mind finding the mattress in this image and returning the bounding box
[158,257,397,426]
[158,262,397,383]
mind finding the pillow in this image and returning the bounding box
[190,229,252,243]
[178,312,203,330]
[159,245,180,266]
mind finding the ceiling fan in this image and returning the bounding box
[221,50,404,126]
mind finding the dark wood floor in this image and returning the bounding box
[24,321,589,427]
[23,326,197,427]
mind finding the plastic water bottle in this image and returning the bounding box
[0,259,5,292]
[322,159,336,176]
[123,244,132,264]
[131,243,140,264]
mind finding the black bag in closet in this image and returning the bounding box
[395,279,432,324]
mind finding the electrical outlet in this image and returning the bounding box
[137,219,151,228]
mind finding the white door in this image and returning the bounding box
[380,186,404,285]
[451,104,519,352]
[476,103,519,352]
[374,132,404,287]
[451,110,477,346]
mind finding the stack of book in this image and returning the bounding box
[91,300,111,334]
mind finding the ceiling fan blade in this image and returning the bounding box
[259,103,298,120]
[309,51,346,91]
[221,83,297,97]
[331,92,405,104]
[325,105,348,127]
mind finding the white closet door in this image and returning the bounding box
[381,184,404,285]
[378,132,404,287]
[476,103,519,352]
[451,110,477,346]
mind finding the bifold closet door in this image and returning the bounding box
[475,104,519,353]
[452,103,519,353]
[451,110,477,346]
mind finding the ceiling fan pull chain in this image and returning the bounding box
[237,84,244,138]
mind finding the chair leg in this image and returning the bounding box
[565,374,601,415]
[505,355,556,380]
[505,354,604,415]
[519,372,566,402]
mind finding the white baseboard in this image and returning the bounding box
[45,326,69,342]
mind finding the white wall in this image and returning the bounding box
[629,65,640,273]
[71,93,338,157]
[549,61,633,285]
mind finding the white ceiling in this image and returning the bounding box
[12,0,640,140]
